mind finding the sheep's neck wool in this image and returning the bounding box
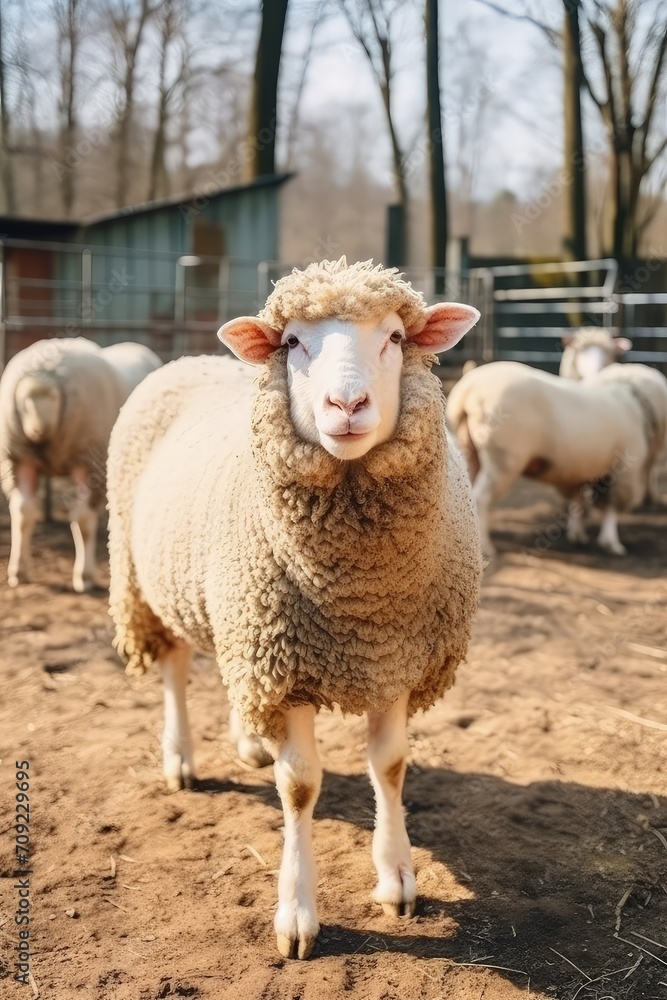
[216,346,481,739]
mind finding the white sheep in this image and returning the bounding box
[107,258,482,959]
[446,360,664,557]
[559,329,667,503]
[0,337,161,591]
[559,328,632,379]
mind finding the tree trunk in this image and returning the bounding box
[246,0,289,180]
[0,3,15,213]
[563,0,587,260]
[426,0,447,287]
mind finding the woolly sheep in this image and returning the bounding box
[0,337,161,591]
[559,327,632,380]
[107,258,483,959]
[446,360,664,557]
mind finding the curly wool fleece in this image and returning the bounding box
[259,256,428,331]
[110,343,482,740]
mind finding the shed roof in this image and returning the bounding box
[0,173,294,237]
[81,173,294,227]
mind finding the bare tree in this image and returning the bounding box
[563,0,587,259]
[426,0,447,280]
[475,0,587,260]
[147,0,189,202]
[581,0,667,262]
[246,0,289,179]
[338,0,409,262]
[103,0,157,208]
[0,0,15,213]
[53,0,83,216]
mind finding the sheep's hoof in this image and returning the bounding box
[275,906,319,960]
[381,899,416,918]
[163,757,195,792]
[598,538,627,557]
[72,576,94,593]
[373,863,417,919]
[7,568,28,587]
[276,930,318,961]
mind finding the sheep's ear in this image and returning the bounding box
[561,334,574,347]
[614,337,632,353]
[217,317,282,365]
[407,303,480,354]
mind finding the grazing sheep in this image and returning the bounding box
[559,328,632,380]
[446,360,661,557]
[0,337,161,591]
[108,258,482,959]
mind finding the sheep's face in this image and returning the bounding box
[561,333,632,380]
[219,302,480,461]
[16,375,62,444]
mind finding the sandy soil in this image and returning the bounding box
[1,480,667,1000]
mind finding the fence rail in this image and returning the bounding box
[1,239,667,373]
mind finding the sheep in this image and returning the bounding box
[107,257,483,959]
[559,327,632,379]
[559,329,667,504]
[446,360,663,557]
[0,337,161,591]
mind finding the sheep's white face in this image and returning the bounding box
[280,312,405,459]
[16,376,62,444]
[562,333,632,380]
[219,301,480,461]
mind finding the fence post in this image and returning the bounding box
[81,249,92,329]
[218,257,230,323]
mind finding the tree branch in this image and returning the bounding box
[471,0,561,47]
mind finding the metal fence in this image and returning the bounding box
[2,239,667,374]
[0,237,270,368]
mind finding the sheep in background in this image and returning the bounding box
[0,337,161,591]
[108,258,483,959]
[446,360,663,557]
[559,327,632,379]
[559,329,667,503]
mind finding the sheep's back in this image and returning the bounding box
[101,342,163,401]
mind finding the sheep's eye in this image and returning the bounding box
[286,335,299,348]
[390,331,403,344]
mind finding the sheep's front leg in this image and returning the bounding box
[274,705,321,960]
[597,506,627,556]
[367,691,416,918]
[7,463,39,587]
[69,466,99,592]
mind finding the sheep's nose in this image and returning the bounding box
[326,390,369,416]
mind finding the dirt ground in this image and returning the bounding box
[1,479,667,1000]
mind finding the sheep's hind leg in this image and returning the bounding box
[597,507,627,556]
[367,691,416,918]
[7,463,39,587]
[228,706,273,768]
[69,466,99,592]
[161,642,196,791]
[273,705,321,959]
[566,488,588,545]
